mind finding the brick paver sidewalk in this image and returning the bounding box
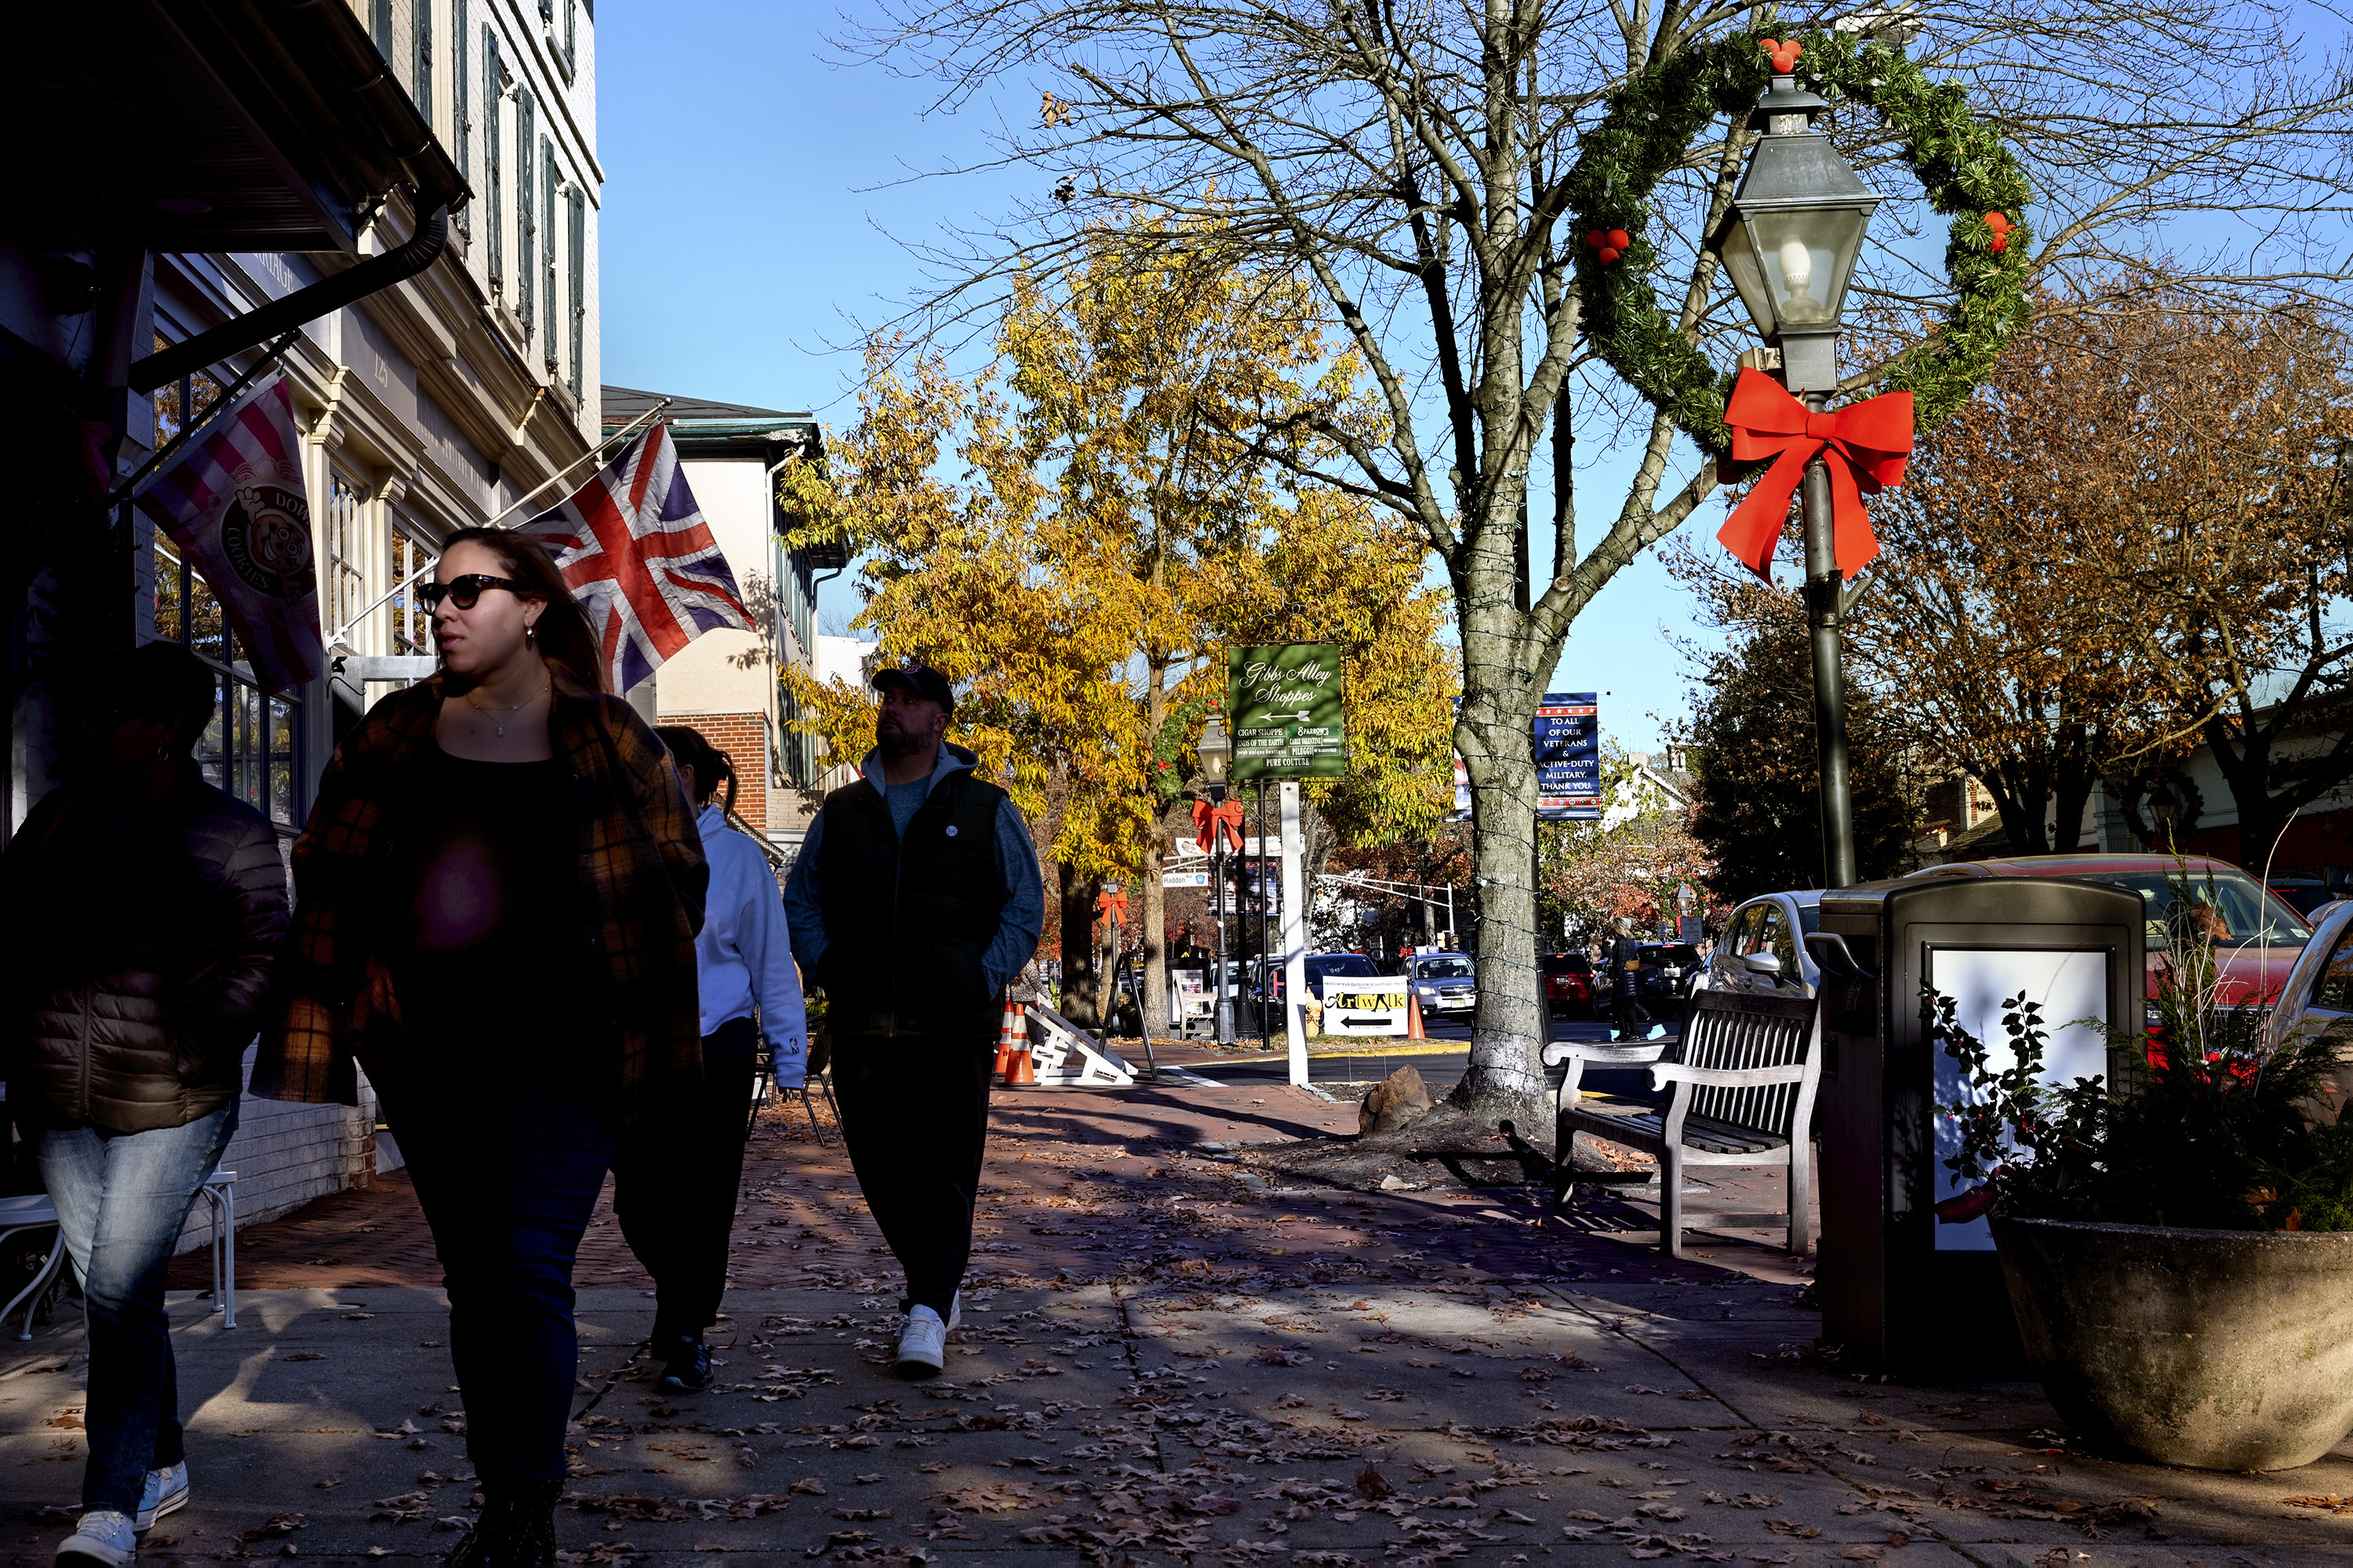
[175,1050,1798,1301]
[24,1053,2342,1567]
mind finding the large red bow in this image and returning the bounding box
[1094,890,1129,928]
[1192,798,1246,853]
[1715,369,1914,581]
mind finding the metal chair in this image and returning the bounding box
[0,1195,67,1341]
[796,1035,838,1143]
[0,1169,239,1339]
[747,1035,835,1144]
[195,1169,238,1328]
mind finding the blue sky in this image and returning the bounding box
[598,2,1730,753]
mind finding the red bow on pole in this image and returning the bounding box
[1094,890,1129,930]
[1715,369,1915,581]
[1192,798,1246,853]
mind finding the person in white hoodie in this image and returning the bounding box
[612,726,806,1394]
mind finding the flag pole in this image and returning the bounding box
[322,396,674,651]
[108,329,306,508]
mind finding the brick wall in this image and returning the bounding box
[171,1047,384,1256]
[661,710,770,835]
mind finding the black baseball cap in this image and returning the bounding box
[872,662,955,715]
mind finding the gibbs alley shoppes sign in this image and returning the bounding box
[1230,643,1346,780]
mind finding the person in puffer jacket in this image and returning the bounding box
[3,642,287,1568]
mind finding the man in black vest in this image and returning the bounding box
[783,664,1044,1377]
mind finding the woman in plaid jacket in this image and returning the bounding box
[256,528,706,1568]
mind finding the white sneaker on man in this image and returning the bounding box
[136,1462,189,1531]
[55,1509,137,1566]
[896,1306,947,1379]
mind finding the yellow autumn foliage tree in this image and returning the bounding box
[781,216,1456,1025]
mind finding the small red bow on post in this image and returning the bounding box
[1191,798,1246,853]
[1094,890,1129,930]
[1758,36,1802,73]
[1715,368,1915,581]
[1983,211,2013,254]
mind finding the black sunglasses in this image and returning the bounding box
[419,573,525,611]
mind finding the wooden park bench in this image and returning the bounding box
[1540,988,1823,1257]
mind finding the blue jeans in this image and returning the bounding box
[380,1090,616,1489]
[37,1102,238,1515]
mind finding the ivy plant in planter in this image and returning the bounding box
[1932,890,2353,1471]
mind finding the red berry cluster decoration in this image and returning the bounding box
[1984,211,2014,254]
[1583,227,1632,266]
[1758,37,1802,73]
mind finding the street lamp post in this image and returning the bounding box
[1197,708,1237,1046]
[1714,65,1882,889]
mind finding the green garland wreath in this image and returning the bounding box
[1565,29,2032,457]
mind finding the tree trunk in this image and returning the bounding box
[1057,861,1104,1025]
[1448,583,1551,1124]
[1139,809,1170,1038]
[1140,665,1172,1037]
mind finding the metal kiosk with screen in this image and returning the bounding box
[1809,877,2144,1377]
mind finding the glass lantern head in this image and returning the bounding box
[1713,84,1882,376]
[1197,709,1232,788]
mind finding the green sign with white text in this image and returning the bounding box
[1228,643,1346,780]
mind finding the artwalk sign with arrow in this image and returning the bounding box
[1227,643,1347,780]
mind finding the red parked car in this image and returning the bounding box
[1907,853,2314,1010]
[1541,951,1595,1018]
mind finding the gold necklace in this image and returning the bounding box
[464,679,548,738]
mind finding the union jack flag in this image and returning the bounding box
[522,421,754,693]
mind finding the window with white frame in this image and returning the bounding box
[323,474,367,651]
[453,0,470,238]
[390,522,439,658]
[568,184,586,400]
[517,87,536,336]
[543,142,559,374]
[484,25,503,294]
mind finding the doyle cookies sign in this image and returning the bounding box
[1228,643,1346,780]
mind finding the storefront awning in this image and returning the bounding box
[3,0,467,256]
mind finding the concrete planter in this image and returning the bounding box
[1992,1217,2353,1471]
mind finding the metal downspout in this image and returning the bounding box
[126,203,451,395]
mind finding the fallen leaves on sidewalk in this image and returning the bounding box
[564,1494,791,1523]
[2283,1493,2351,1515]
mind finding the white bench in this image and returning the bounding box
[1542,988,1822,1257]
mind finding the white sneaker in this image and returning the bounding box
[895,1306,947,1379]
[136,1462,188,1531]
[56,1509,136,1566]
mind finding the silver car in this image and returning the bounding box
[2260,898,2353,1119]
[1406,951,1478,1017]
[1704,890,1824,999]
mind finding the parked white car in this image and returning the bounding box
[1704,890,1824,999]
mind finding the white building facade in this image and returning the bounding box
[598,387,835,850]
[136,0,604,1233]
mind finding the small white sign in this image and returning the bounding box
[1162,870,1212,888]
[1318,975,1410,1036]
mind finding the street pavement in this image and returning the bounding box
[4,1057,2348,1566]
[1185,1017,1675,1101]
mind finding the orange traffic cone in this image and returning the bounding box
[993,1001,1024,1080]
[998,1007,1035,1082]
[1406,990,1427,1041]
